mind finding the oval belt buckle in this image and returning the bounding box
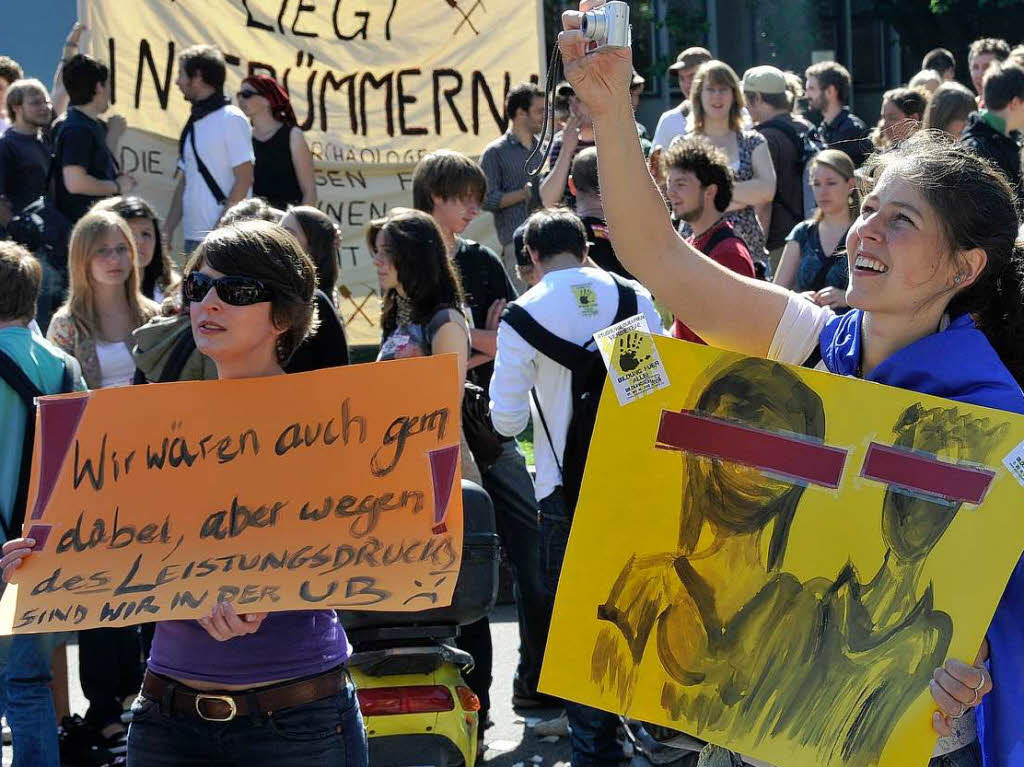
[195,693,238,722]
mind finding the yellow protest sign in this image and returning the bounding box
[0,356,464,634]
[78,0,544,160]
[540,338,1024,766]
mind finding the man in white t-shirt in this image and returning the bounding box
[651,47,712,151]
[165,46,253,253]
[489,208,664,765]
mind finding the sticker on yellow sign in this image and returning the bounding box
[594,314,669,405]
[541,337,1024,767]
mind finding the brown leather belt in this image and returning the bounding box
[141,667,348,722]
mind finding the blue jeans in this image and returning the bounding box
[0,633,65,767]
[539,489,623,766]
[481,439,549,697]
[126,680,368,766]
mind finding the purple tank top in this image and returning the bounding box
[148,610,349,685]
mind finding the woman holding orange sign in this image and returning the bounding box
[3,220,368,766]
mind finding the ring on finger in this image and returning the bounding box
[968,688,981,707]
[971,669,986,692]
[952,703,968,720]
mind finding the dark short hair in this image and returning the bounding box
[661,135,734,213]
[506,83,543,121]
[219,197,280,227]
[0,241,41,322]
[523,208,588,262]
[983,61,1024,110]
[923,48,956,77]
[179,45,227,90]
[570,147,599,196]
[0,57,24,85]
[185,220,319,364]
[805,61,852,105]
[412,150,487,212]
[62,54,109,106]
[969,38,1010,63]
[288,206,341,298]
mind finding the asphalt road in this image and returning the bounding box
[2,603,572,767]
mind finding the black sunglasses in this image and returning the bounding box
[183,272,274,306]
[236,90,259,100]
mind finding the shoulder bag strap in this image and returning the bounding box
[501,304,591,370]
[0,350,46,540]
[609,273,639,323]
[188,123,228,205]
[530,388,563,479]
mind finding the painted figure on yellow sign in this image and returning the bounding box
[591,358,1007,765]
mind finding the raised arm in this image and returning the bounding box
[559,2,790,357]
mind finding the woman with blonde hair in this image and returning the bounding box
[773,149,859,311]
[47,209,158,389]
[44,208,158,750]
[685,60,776,260]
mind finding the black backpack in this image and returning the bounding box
[0,349,75,541]
[501,274,638,517]
[758,117,826,220]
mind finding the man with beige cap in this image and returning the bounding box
[651,47,712,150]
[743,64,814,271]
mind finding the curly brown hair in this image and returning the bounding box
[661,135,735,213]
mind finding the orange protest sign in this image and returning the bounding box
[0,356,463,634]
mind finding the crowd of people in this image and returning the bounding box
[0,7,1022,767]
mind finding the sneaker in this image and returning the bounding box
[533,711,569,738]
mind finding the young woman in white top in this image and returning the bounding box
[47,209,158,389]
[557,4,1024,764]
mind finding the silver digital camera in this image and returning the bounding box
[581,1,631,49]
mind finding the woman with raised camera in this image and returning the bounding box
[557,2,1023,765]
[4,220,368,767]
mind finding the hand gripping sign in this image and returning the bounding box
[542,337,1024,767]
[0,356,463,634]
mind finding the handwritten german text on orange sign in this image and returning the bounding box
[0,356,463,634]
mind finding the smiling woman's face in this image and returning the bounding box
[845,171,956,316]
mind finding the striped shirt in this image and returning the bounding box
[480,130,541,245]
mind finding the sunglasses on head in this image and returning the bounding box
[236,90,259,100]
[183,272,274,306]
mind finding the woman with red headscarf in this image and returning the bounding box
[237,75,316,210]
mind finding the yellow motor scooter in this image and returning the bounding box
[343,481,499,766]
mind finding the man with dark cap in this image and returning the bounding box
[652,47,712,150]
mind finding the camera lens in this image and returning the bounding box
[581,9,606,43]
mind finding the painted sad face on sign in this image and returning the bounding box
[582,355,1008,767]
